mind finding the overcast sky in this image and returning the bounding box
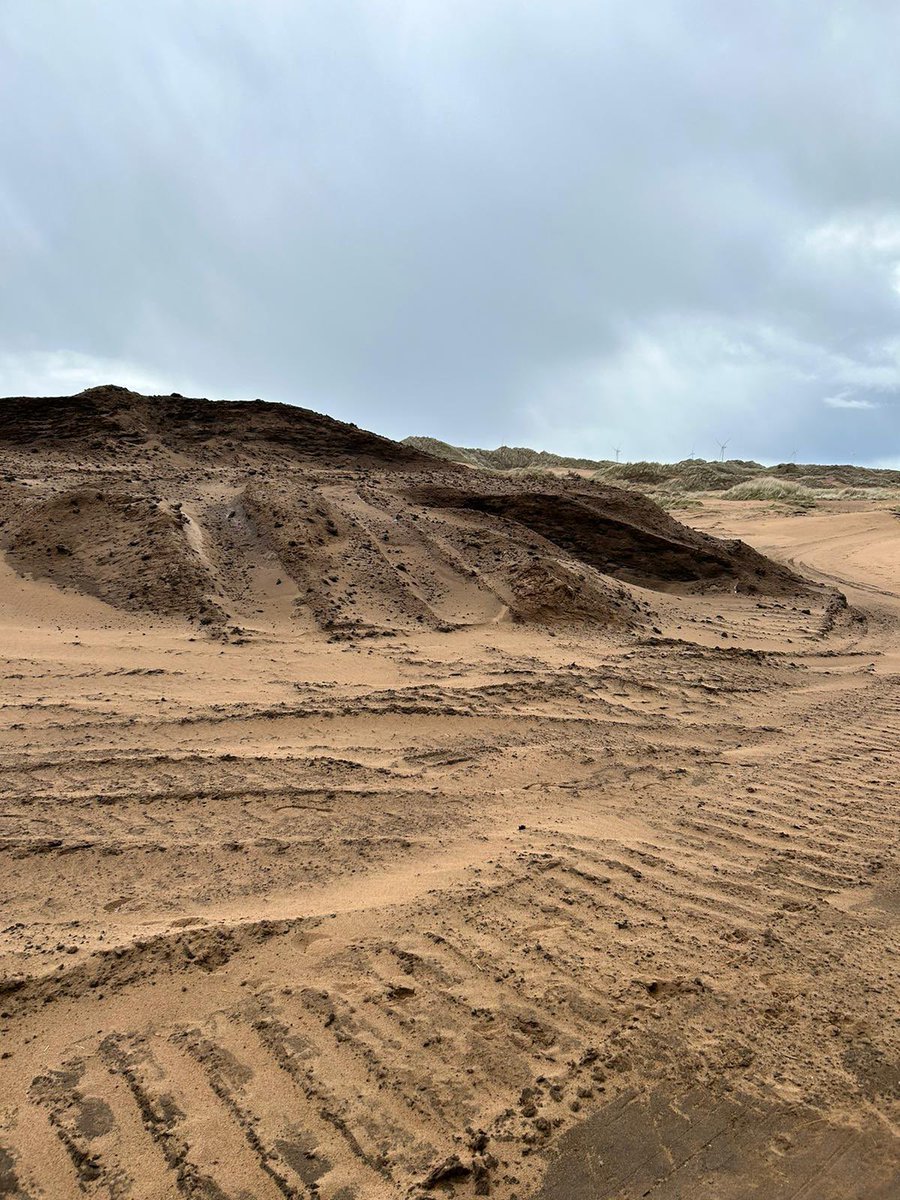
[2,2,900,464]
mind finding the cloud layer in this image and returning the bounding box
[2,1,899,462]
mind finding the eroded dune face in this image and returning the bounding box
[411,482,800,593]
[0,387,804,635]
[6,489,224,623]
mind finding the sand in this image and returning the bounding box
[0,391,897,1198]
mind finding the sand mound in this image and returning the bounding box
[0,476,643,633]
[4,488,223,623]
[0,387,806,631]
[414,481,800,594]
[241,479,442,634]
[503,557,638,624]
[241,479,639,633]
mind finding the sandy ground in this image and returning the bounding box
[0,499,898,1198]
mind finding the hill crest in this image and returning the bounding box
[0,385,436,469]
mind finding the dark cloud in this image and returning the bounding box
[1,1,899,462]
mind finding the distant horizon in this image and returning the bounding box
[0,377,896,472]
[2,4,900,469]
[401,433,900,474]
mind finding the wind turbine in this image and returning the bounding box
[613,446,621,463]
[716,438,729,462]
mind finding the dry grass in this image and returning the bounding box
[406,438,900,505]
[722,477,817,502]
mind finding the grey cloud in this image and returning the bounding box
[1,0,899,461]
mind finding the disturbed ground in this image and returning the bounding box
[0,390,898,1198]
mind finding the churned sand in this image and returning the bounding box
[0,389,897,1197]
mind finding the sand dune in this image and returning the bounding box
[0,389,897,1198]
[0,389,802,637]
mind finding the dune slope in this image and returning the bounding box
[0,388,804,636]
